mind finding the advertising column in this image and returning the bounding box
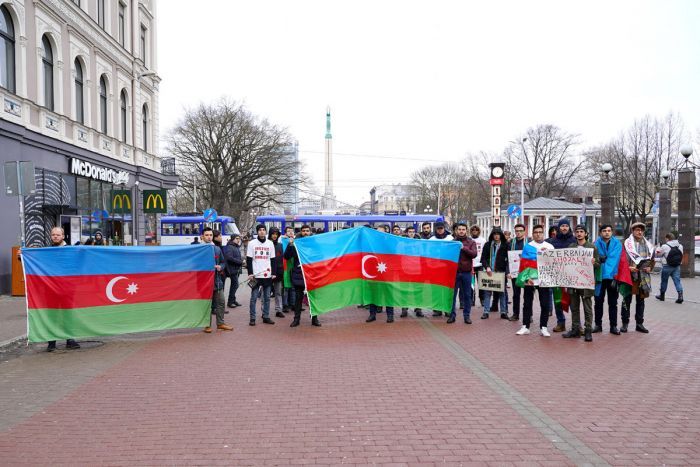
[489,163,506,228]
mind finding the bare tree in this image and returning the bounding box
[504,125,583,201]
[586,113,685,231]
[165,100,305,229]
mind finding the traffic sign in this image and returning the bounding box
[203,208,218,222]
[507,204,522,219]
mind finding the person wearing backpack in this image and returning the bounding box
[656,233,684,304]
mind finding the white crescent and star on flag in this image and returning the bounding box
[105,276,140,303]
[361,255,388,279]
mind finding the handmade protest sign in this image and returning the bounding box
[477,271,506,292]
[537,248,594,289]
[507,251,521,279]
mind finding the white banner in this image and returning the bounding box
[507,251,521,279]
[477,271,506,292]
[537,248,595,289]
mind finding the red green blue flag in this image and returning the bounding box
[294,227,461,316]
[22,245,215,342]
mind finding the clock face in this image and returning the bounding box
[492,166,504,178]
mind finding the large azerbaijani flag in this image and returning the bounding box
[294,227,461,316]
[22,245,214,342]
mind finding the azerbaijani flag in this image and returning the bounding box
[515,242,539,288]
[22,245,214,342]
[615,250,634,297]
[294,227,460,316]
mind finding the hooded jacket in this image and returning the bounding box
[479,228,509,272]
[269,228,284,279]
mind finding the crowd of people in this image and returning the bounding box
[32,215,685,351]
[203,218,684,343]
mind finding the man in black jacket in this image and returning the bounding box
[284,225,321,327]
[547,218,575,332]
[223,235,243,308]
[479,227,509,319]
[269,227,286,319]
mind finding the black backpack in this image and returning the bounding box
[666,245,682,267]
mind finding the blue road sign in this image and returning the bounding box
[507,204,522,219]
[91,209,109,220]
[203,208,218,222]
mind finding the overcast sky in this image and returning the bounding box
[157,0,700,208]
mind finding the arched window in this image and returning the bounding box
[0,6,15,93]
[74,58,84,124]
[42,35,54,111]
[120,90,127,143]
[142,104,148,152]
[99,75,107,134]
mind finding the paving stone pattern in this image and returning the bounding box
[0,279,698,465]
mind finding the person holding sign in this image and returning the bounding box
[621,222,655,333]
[479,227,509,319]
[562,225,600,342]
[547,218,575,332]
[515,225,554,336]
[508,224,528,322]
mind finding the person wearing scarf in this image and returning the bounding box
[547,218,575,332]
[621,222,655,333]
[478,227,509,319]
[593,224,623,335]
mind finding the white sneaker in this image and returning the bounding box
[516,325,530,335]
[540,327,551,337]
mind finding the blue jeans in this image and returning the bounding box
[482,274,506,315]
[283,287,296,310]
[249,279,272,320]
[660,264,683,294]
[451,272,472,319]
[226,273,239,305]
[369,305,393,319]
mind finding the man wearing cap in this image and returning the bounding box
[562,225,600,342]
[547,218,575,332]
[621,222,655,333]
[593,224,622,334]
[429,221,454,317]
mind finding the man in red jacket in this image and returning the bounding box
[448,222,478,324]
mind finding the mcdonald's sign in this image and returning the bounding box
[111,191,132,214]
[143,189,167,213]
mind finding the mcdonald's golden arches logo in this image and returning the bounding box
[111,191,132,213]
[143,189,167,213]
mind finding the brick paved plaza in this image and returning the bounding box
[1,277,699,466]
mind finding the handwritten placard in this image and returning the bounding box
[507,251,521,279]
[537,248,594,289]
[477,271,506,292]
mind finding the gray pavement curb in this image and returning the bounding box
[0,335,27,351]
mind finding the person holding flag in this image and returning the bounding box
[593,224,625,335]
[202,227,234,333]
[621,222,655,333]
[515,224,554,336]
[284,225,321,327]
[447,222,478,324]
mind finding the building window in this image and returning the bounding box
[140,24,146,63]
[97,0,105,29]
[142,104,148,152]
[41,35,54,111]
[118,2,125,47]
[74,58,84,124]
[99,75,108,134]
[120,89,127,143]
[0,6,15,93]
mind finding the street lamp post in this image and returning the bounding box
[677,146,695,277]
[600,163,614,227]
[658,169,672,244]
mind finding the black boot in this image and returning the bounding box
[400,309,408,318]
[655,293,665,301]
[446,315,456,324]
[592,324,602,333]
[290,318,300,327]
[508,314,520,321]
[676,292,684,304]
[562,328,581,338]
[610,326,620,335]
[312,316,321,327]
[620,322,628,333]
[584,330,592,342]
[635,323,649,333]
